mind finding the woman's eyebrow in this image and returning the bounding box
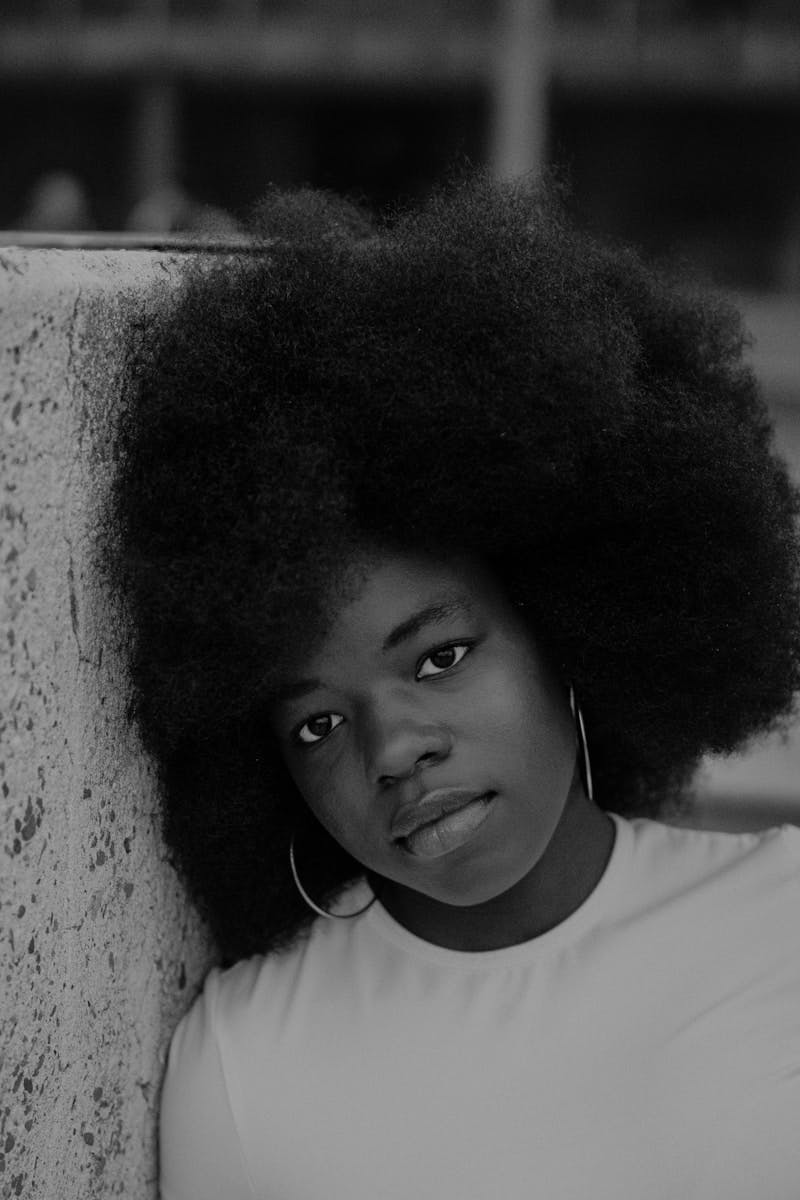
[271,677,322,704]
[270,596,474,705]
[381,596,473,653]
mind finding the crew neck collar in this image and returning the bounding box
[361,812,632,969]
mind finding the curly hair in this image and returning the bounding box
[108,167,800,965]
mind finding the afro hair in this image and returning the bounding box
[108,167,800,964]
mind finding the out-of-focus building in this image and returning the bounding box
[0,0,798,293]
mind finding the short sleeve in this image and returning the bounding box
[777,822,800,866]
[159,969,257,1200]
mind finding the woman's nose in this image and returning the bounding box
[365,703,452,786]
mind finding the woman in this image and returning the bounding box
[110,170,800,1198]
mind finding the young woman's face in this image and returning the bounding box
[269,546,594,928]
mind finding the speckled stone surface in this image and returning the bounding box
[0,249,216,1200]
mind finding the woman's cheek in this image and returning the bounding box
[473,659,569,753]
[286,753,330,817]
[297,752,361,842]
[469,661,536,726]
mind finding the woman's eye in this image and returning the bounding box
[295,713,344,745]
[416,642,472,679]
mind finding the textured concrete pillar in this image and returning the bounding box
[0,249,216,1200]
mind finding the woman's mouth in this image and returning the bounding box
[395,791,496,859]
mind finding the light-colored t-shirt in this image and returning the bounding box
[159,814,800,1199]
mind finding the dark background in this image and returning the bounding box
[1,0,799,295]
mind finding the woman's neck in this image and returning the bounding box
[371,785,616,952]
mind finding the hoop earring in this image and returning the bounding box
[568,684,594,803]
[289,834,376,920]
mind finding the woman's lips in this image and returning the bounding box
[393,790,496,859]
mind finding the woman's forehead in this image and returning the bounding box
[313,549,502,658]
[270,588,476,706]
[265,543,514,703]
[328,545,486,615]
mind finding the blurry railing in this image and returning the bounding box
[1,0,798,26]
[0,1,797,94]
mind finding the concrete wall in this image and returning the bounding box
[0,249,216,1200]
[0,249,798,1199]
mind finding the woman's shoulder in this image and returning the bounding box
[160,953,291,1200]
[165,955,266,1086]
[626,812,800,867]
[616,812,800,917]
[178,938,311,1044]
[174,903,367,1045]
[161,943,314,1155]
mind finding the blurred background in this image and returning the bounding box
[1,0,798,822]
[0,0,797,279]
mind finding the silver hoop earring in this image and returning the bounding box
[568,684,594,803]
[289,834,376,920]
